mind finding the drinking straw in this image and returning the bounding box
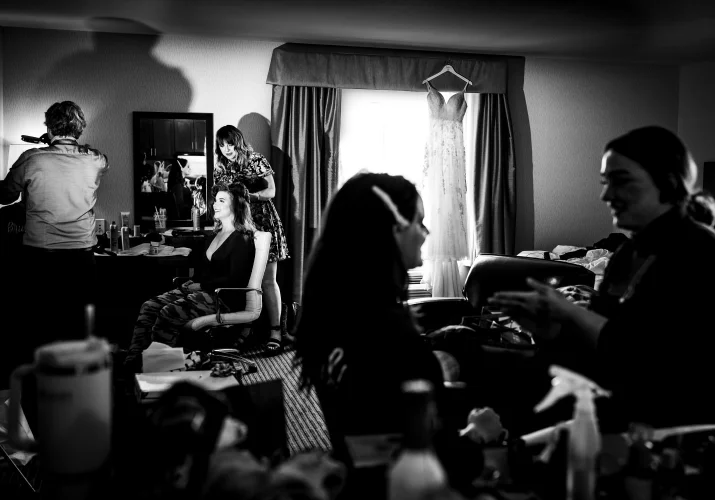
[85,303,95,338]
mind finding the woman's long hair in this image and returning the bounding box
[215,125,253,170]
[211,182,256,235]
[167,160,183,189]
[293,172,421,389]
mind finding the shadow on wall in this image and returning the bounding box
[507,57,534,253]
[238,113,272,157]
[237,112,299,307]
[31,17,193,222]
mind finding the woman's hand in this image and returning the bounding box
[460,407,507,444]
[180,280,202,293]
[488,277,579,340]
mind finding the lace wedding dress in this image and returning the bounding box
[421,82,469,297]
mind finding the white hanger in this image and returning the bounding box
[422,64,472,86]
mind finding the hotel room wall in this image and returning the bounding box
[0,27,685,255]
[522,58,679,252]
[678,61,715,188]
[1,27,278,225]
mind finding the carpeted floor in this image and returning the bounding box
[238,346,331,455]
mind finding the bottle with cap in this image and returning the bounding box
[109,221,119,253]
[192,206,200,231]
[120,225,131,251]
[534,365,611,500]
[388,379,447,500]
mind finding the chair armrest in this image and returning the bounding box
[173,277,192,287]
[407,297,476,334]
[213,287,263,324]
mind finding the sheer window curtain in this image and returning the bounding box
[337,89,479,291]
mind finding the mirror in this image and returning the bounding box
[133,111,214,231]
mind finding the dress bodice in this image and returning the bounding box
[426,82,468,122]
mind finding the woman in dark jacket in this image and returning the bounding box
[491,126,715,429]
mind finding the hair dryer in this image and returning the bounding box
[21,133,49,144]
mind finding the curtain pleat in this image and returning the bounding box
[271,86,341,304]
[474,94,516,256]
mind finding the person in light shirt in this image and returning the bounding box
[0,100,109,361]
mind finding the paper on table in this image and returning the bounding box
[118,243,192,257]
[145,245,192,257]
[135,371,241,403]
[142,341,187,373]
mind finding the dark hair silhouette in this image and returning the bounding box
[293,172,421,389]
[167,161,183,189]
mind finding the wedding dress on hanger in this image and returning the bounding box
[421,81,469,297]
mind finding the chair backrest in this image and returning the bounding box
[463,253,596,312]
[244,231,272,315]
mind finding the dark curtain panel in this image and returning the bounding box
[474,93,516,255]
[271,86,341,305]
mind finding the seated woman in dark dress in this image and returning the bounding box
[124,182,256,373]
[490,126,715,430]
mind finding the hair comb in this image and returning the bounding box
[371,185,410,228]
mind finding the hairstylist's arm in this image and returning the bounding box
[489,277,607,349]
[250,174,276,202]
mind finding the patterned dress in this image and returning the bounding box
[214,152,289,263]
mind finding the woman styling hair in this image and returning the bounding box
[215,125,290,354]
[124,182,256,373]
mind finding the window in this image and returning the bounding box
[338,88,479,264]
[339,89,429,188]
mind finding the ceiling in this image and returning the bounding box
[1,0,715,64]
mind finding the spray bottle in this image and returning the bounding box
[109,221,119,253]
[534,365,611,500]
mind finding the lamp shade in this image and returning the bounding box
[1,143,34,207]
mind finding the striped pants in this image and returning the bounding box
[125,288,227,369]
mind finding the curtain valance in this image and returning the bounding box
[266,43,508,93]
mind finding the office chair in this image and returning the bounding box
[180,231,272,351]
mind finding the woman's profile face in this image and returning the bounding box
[600,150,672,232]
[213,190,235,222]
[219,141,238,162]
[394,196,429,269]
